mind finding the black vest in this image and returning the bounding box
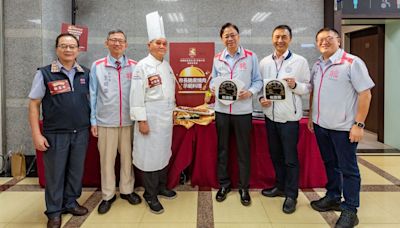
[40,64,90,133]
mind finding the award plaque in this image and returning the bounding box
[218,80,238,101]
[264,79,286,100]
[214,78,244,105]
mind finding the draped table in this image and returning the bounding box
[37,118,327,189]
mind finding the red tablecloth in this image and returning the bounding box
[167,118,327,189]
[37,118,327,189]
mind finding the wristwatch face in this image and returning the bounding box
[355,122,365,128]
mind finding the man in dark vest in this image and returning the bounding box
[28,33,90,228]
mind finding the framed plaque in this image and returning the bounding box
[214,78,244,105]
[264,79,286,100]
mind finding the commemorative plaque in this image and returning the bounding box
[264,79,286,100]
[214,78,244,105]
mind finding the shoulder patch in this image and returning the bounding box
[215,52,222,58]
[95,57,107,65]
[244,49,253,56]
[128,59,137,65]
[340,52,354,65]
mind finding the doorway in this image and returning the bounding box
[347,26,385,142]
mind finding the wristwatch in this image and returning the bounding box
[354,121,365,128]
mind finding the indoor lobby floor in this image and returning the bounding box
[1,132,399,228]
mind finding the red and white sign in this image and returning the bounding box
[170,42,215,106]
[61,23,89,52]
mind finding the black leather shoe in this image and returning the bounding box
[335,210,359,228]
[145,198,164,214]
[47,216,61,228]
[64,204,88,216]
[261,187,285,197]
[310,196,341,212]
[158,189,177,199]
[239,189,251,206]
[283,197,297,214]
[98,195,116,214]
[216,187,231,202]
[121,192,142,205]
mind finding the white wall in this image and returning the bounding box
[384,21,400,149]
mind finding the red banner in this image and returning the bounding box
[170,42,215,107]
[61,23,89,52]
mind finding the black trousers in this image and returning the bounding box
[43,130,89,218]
[216,112,252,189]
[142,166,168,201]
[266,117,299,199]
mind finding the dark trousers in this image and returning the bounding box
[314,124,360,212]
[215,112,252,189]
[266,118,299,199]
[143,166,168,201]
[42,129,89,219]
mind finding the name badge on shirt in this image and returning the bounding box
[147,74,162,88]
[47,79,71,95]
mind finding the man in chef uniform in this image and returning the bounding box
[130,11,177,214]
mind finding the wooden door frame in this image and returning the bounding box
[348,26,385,142]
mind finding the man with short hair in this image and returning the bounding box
[210,22,263,206]
[259,25,311,214]
[90,30,141,214]
[308,27,374,228]
[29,33,90,228]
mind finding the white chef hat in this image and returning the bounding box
[146,11,165,41]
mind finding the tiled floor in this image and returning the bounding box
[1,131,399,228]
[1,154,400,227]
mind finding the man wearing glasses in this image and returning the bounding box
[90,30,141,214]
[29,33,90,228]
[308,28,374,228]
[210,22,263,206]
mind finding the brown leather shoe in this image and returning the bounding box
[65,205,88,216]
[47,216,61,228]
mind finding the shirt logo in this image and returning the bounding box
[285,66,292,73]
[126,72,133,80]
[80,78,86,84]
[239,62,247,71]
[328,69,339,80]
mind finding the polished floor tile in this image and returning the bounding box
[139,223,196,228]
[0,178,12,185]
[357,192,400,224]
[215,223,273,228]
[213,191,270,223]
[84,195,146,224]
[360,156,400,180]
[260,192,326,224]
[82,223,140,228]
[140,192,197,223]
[359,163,393,185]
[15,177,39,185]
[272,224,329,228]
[1,147,400,227]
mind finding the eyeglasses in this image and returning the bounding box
[108,38,126,44]
[223,33,238,39]
[317,36,339,44]
[57,44,78,50]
